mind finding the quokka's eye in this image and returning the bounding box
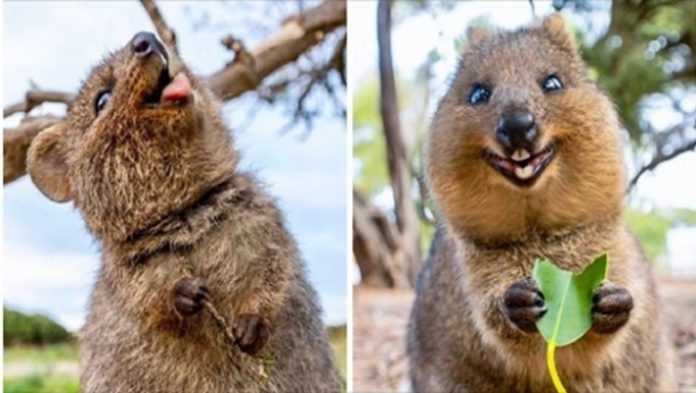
[95,90,111,114]
[468,84,491,106]
[542,74,563,93]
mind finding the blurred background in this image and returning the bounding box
[351,1,696,391]
[3,1,346,391]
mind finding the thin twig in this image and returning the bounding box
[201,299,272,383]
[629,137,696,190]
[140,0,178,53]
[202,299,237,348]
[628,115,696,190]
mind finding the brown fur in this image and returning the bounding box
[27,33,341,393]
[408,14,676,393]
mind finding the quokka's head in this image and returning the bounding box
[28,32,236,243]
[426,14,626,243]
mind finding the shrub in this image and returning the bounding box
[3,307,73,346]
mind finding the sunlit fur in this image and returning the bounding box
[408,15,676,393]
[426,17,624,243]
[64,47,236,243]
[27,38,341,393]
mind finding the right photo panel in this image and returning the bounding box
[351,1,696,393]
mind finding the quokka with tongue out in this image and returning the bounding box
[27,32,341,393]
[408,14,676,393]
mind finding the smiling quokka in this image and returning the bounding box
[407,15,676,393]
[27,32,341,393]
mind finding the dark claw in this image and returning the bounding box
[174,277,209,316]
[503,277,546,333]
[233,314,270,355]
[592,282,633,334]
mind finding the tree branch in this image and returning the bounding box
[628,113,696,190]
[207,0,346,100]
[377,0,415,234]
[263,33,347,134]
[4,116,62,184]
[3,89,74,118]
[353,191,411,288]
[4,0,346,185]
[140,0,177,52]
[351,0,422,288]
[629,137,696,190]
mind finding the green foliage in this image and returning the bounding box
[625,209,673,261]
[353,76,417,196]
[670,208,696,226]
[4,307,73,346]
[626,207,696,263]
[354,78,389,196]
[420,219,436,255]
[4,343,79,393]
[578,1,696,143]
[4,374,79,393]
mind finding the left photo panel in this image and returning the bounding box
[3,1,347,392]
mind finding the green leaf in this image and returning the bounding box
[533,254,608,346]
[532,254,608,393]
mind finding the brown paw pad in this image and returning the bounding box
[233,314,270,355]
[174,277,209,316]
[503,277,546,333]
[592,283,633,334]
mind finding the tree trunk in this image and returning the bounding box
[352,0,422,289]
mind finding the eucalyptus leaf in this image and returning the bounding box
[533,254,609,393]
[533,254,608,347]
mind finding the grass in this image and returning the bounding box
[4,374,79,393]
[4,342,80,392]
[4,342,78,364]
[4,326,347,391]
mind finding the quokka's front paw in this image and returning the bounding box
[502,277,547,333]
[234,314,270,355]
[174,277,209,317]
[592,282,633,334]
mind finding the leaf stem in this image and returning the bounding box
[547,342,567,393]
[548,270,569,393]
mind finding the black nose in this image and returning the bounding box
[496,110,538,152]
[131,32,168,62]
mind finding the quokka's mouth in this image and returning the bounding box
[483,143,556,187]
[143,66,192,108]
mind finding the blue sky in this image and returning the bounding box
[3,2,347,329]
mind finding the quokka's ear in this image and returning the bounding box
[542,13,577,53]
[466,25,493,47]
[27,122,73,203]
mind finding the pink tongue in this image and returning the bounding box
[161,73,192,103]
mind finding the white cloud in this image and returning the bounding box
[3,246,97,331]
